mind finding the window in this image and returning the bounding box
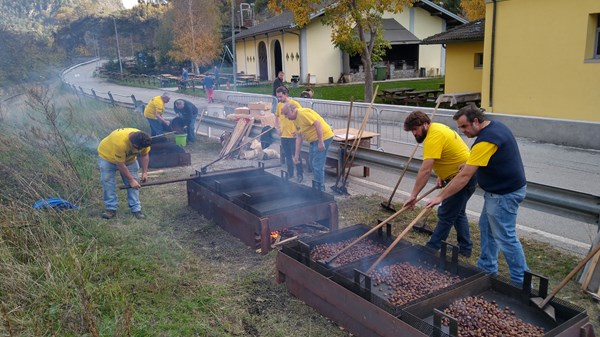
[474,52,484,68]
[595,15,600,58]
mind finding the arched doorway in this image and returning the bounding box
[258,42,268,81]
[272,40,282,78]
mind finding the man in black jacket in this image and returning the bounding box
[174,99,199,143]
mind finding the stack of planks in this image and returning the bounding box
[580,235,600,300]
[220,117,254,158]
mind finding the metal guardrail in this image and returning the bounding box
[62,69,600,227]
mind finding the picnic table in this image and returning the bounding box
[377,87,414,103]
[402,89,444,106]
[435,92,482,107]
[236,74,259,86]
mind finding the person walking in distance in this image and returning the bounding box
[144,93,171,137]
[271,71,285,113]
[173,99,199,143]
[275,86,303,182]
[282,103,334,191]
[203,75,215,103]
[426,105,529,287]
[403,111,476,257]
[213,66,219,89]
[97,128,151,220]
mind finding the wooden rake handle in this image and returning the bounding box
[366,206,431,274]
[324,184,439,264]
[538,242,600,309]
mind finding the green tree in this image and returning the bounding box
[268,0,415,102]
[166,0,222,72]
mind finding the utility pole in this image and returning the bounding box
[231,0,237,91]
[113,17,123,77]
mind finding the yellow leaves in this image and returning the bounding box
[461,0,485,21]
[167,0,221,66]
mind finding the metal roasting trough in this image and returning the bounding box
[148,142,191,169]
[187,165,338,254]
[282,223,413,277]
[276,241,596,337]
[331,243,484,316]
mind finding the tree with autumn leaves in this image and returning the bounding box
[165,0,222,73]
[268,0,415,103]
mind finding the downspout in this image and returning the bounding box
[489,0,497,108]
[286,29,303,83]
[280,30,285,75]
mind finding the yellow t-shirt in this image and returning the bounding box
[144,96,165,119]
[422,123,470,180]
[293,108,334,143]
[276,99,302,138]
[466,142,498,167]
[98,128,151,164]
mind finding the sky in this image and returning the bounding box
[122,0,137,9]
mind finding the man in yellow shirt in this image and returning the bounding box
[282,104,334,191]
[97,128,151,219]
[144,92,171,137]
[403,111,476,257]
[275,86,303,182]
[427,106,529,287]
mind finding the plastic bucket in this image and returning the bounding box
[175,134,187,147]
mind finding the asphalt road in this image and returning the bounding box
[62,61,600,256]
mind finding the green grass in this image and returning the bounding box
[112,72,445,104]
[230,77,445,103]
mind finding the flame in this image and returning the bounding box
[270,231,281,241]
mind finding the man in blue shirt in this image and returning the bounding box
[174,99,199,143]
[427,106,529,287]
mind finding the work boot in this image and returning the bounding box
[296,174,303,183]
[132,211,146,219]
[101,210,116,219]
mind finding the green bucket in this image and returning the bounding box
[174,133,187,147]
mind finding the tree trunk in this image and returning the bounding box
[362,53,373,103]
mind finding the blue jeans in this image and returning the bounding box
[147,118,164,137]
[281,137,303,177]
[309,137,333,190]
[477,185,529,286]
[186,114,198,142]
[98,157,141,213]
[426,176,477,254]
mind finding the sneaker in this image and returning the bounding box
[296,175,304,183]
[101,210,116,219]
[132,211,146,219]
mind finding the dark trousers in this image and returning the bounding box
[426,176,477,254]
[281,137,303,177]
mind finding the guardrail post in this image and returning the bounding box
[79,86,85,95]
[107,91,115,106]
[131,94,138,106]
[375,108,382,149]
[71,84,78,95]
[91,89,97,99]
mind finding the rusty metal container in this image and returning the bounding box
[187,166,338,254]
[275,247,595,337]
[149,142,191,168]
[281,223,412,277]
[331,244,483,315]
[401,274,593,337]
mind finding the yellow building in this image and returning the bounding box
[233,0,467,85]
[423,0,600,122]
